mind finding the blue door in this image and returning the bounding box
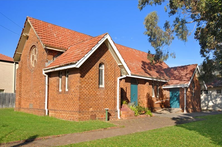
[170,89,180,108]
[131,79,138,106]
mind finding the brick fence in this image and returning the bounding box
[0,93,15,108]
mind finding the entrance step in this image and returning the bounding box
[121,104,135,119]
[156,108,182,114]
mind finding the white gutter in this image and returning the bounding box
[44,64,77,73]
[125,75,168,82]
[188,67,197,87]
[106,35,131,75]
[184,87,187,113]
[162,84,188,89]
[43,70,48,115]
[117,75,126,119]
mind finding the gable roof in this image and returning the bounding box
[116,44,169,80]
[15,17,199,84]
[47,33,107,68]
[14,17,93,61]
[0,53,13,62]
[163,64,198,88]
[28,17,93,50]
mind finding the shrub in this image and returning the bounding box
[145,108,152,117]
[122,100,128,105]
[129,104,152,117]
[130,105,139,116]
[136,106,146,114]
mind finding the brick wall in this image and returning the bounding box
[15,27,47,115]
[162,74,201,113]
[79,43,121,121]
[186,74,201,112]
[48,69,80,121]
[120,78,169,112]
[47,43,121,121]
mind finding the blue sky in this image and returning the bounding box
[0,0,204,67]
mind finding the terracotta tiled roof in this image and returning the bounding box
[116,44,169,80]
[0,53,13,62]
[27,17,198,82]
[47,33,107,68]
[206,78,222,88]
[28,17,93,50]
[164,64,197,86]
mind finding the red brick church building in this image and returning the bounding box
[14,17,202,121]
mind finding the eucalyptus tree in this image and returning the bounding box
[139,0,222,81]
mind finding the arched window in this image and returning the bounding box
[99,63,104,87]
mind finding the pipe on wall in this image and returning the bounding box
[117,75,126,119]
[43,70,48,115]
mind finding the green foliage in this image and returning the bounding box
[130,105,139,116]
[138,0,222,79]
[129,105,152,116]
[145,108,152,116]
[122,100,128,105]
[66,114,222,146]
[0,109,114,144]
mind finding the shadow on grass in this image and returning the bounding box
[12,135,38,147]
[172,113,222,146]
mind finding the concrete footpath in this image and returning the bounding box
[2,111,221,147]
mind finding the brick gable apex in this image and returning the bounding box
[44,33,131,76]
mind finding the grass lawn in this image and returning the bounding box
[64,114,222,147]
[0,108,115,144]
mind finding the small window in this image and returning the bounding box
[152,83,155,97]
[204,90,208,94]
[0,89,4,93]
[65,70,69,91]
[99,63,104,87]
[217,89,221,94]
[157,83,159,98]
[59,71,62,92]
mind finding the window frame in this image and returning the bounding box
[99,63,104,88]
[59,71,62,92]
[65,70,69,91]
[157,83,159,98]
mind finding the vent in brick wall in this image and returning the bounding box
[29,103,33,108]
[90,114,96,120]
